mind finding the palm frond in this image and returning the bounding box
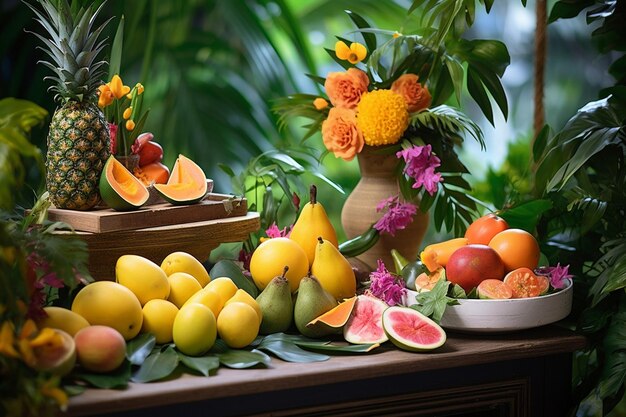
[410,105,485,149]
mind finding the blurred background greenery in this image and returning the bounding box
[0,0,613,243]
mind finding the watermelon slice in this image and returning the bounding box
[382,306,446,352]
[343,295,389,344]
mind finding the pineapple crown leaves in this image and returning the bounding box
[24,0,113,103]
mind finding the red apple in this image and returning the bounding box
[138,141,164,167]
[445,244,505,292]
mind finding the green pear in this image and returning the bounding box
[289,185,338,266]
[311,237,357,300]
[255,266,293,334]
[294,274,338,338]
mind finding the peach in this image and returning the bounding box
[74,325,127,373]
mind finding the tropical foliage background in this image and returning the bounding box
[1,0,625,415]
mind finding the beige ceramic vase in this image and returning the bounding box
[341,146,429,272]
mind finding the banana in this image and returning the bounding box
[339,226,380,258]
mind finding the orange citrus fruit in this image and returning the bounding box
[465,213,509,245]
[488,229,540,272]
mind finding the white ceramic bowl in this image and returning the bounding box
[404,279,573,333]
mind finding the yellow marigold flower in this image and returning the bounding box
[335,40,367,64]
[97,84,114,108]
[123,107,133,120]
[357,89,409,146]
[0,321,19,358]
[313,97,328,110]
[109,75,131,99]
[126,120,136,131]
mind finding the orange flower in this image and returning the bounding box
[324,68,369,109]
[391,74,432,113]
[321,107,364,161]
[97,84,114,108]
[313,97,328,110]
[109,75,131,99]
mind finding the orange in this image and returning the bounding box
[488,229,540,272]
[465,213,509,245]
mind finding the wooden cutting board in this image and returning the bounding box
[48,192,248,233]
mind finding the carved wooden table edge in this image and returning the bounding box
[63,325,586,417]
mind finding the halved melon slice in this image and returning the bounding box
[99,155,149,211]
[154,154,207,205]
[307,296,357,330]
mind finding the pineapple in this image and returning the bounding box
[27,0,112,210]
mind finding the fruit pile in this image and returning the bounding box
[412,213,565,299]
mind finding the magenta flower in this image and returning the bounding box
[265,222,292,239]
[535,263,573,290]
[373,195,417,236]
[367,259,406,306]
[396,144,442,195]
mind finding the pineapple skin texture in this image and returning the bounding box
[46,101,111,210]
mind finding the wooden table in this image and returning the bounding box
[64,325,586,417]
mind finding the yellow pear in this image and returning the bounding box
[311,237,356,300]
[289,185,338,266]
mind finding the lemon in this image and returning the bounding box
[38,306,90,337]
[173,303,217,356]
[217,302,259,349]
[116,255,170,306]
[204,277,238,308]
[183,288,223,318]
[167,272,202,308]
[161,251,211,287]
[71,281,143,340]
[224,289,262,325]
[249,237,308,292]
[142,299,179,344]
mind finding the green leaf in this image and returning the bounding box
[466,66,494,126]
[107,15,124,82]
[412,277,457,322]
[131,346,179,383]
[498,199,553,232]
[215,347,271,369]
[74,360,131,389]
[209,259,258,297]
[345,10,376,52]
[126,333,156,365]
[600,257,626,294]
[258,340,330,362]
[295,340,380,353]
[177,352,220,377]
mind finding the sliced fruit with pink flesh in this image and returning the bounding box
[343,295,389,344]
[503,267,550,298]
[382,306,446,352]
[477,279,513,299]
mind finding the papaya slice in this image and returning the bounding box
[420,238,468,272]
[154,154,207,205]
[308,296,357,328]
[414,267,445,292]
[99,155,149,211]
[477,279,513,299]
[503,267,550,298]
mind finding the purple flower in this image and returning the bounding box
[368,259,406,306]
[535,263,573,290]
[265,222,291,238]
[373,195,417,236]
[396,144,443,195]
